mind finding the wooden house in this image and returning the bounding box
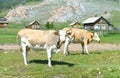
[0,18,8,28]
[82,16,113,31]
[26,20,41,29]
[70,22,81,28]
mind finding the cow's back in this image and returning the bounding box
[72,28,93,42]
[17,29,58,46]
[64,28,93,42]
[72,28,86,41]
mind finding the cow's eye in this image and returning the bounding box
[94,36,98,38]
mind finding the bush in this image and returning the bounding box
[45,22,54,29]
[26,0,42,2]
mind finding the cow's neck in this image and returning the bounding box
[56,37,62,49]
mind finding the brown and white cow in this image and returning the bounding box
[63,28,100,55]
[17,29,67,67]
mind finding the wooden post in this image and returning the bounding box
[4,23,7,33]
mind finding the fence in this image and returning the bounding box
[97,27,120,36]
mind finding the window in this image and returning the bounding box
[84,25,87,29]
[94,24,100,30]
[4,24,7,27]
[109,25,112,30]
[100,19,102,22]
[102,24,106,30]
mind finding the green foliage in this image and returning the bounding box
[45,21,50,29]
[0,50,120,78]
[0,10,8,17]
[0,22,120,44]
[53,22,70,29]
[45,22,54,29]
[110,11,120,27]
[0,22,24,44]
[0,0,24,10]
[26,0,43,2]
[100,33,120,44]
[0,0,42,11]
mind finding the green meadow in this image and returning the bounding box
[0,21,120,44]
[0,9,120,44]
[0,8,120,78]
[0,50,120,78]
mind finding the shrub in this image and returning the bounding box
[45,22,54,29]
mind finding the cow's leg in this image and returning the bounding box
[64,42,70,55]
[47,48,52,67]
[21,42,28,65]
[82,41,89,55]
[84,41,89,55]
[64,39,70,55]
[81,43,84,54]
[84,45,89,55]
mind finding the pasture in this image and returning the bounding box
[0,50,120,78]
[0,1,120,78]
[0,9,120,44]
[0,21,120,78]
[0,22,120,44]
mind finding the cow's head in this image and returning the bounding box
[63,28,73,39]
[54,30,68,48]
[59,30,68,43]
[93,32,100,42]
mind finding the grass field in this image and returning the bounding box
[0,22,120,44]
[109,11,120,27]
[0,7,120,45]
[100,33,120,44]
[0,29,120,44]
[0,1,120,78]
[0,50,120,78]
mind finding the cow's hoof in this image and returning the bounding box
[25,63,28,66]
[82,53,84,54]
[86,52,89,55]
[68,52,70,55]
[48,64,52,67]
[65,53,70,56]
[86,53,89,55]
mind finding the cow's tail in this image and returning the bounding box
[17,34,22,51]
[17,34,20,45]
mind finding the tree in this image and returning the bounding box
[45,22,54,29]
[45,21,50,29]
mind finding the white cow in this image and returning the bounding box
[17,29,67,67]
[63,28,100,55]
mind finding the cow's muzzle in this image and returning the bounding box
[97,40,100,43]
[62,40,65,43]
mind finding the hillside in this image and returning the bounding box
[2,0,120,24]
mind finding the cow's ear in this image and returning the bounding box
[91,34,94,38]
[54,31,59,35]
[67,32,71,35]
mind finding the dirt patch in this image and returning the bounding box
[0,43,120,51]
[0,44,19,50]
[62,43,120,51]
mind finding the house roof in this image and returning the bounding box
[26,20,41,28]
[28,20,40,26]
[70,21,80,26]
[0,18,8,23]
[83,16,101,24]
[82,16,113,26]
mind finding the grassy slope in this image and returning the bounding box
[110,11,120,27]
[0,23,23,44]
[0,22,120,44]
[0,50,120,78]
[100,33,120,44]
[0,0,120,44]
[0,0,42,17]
